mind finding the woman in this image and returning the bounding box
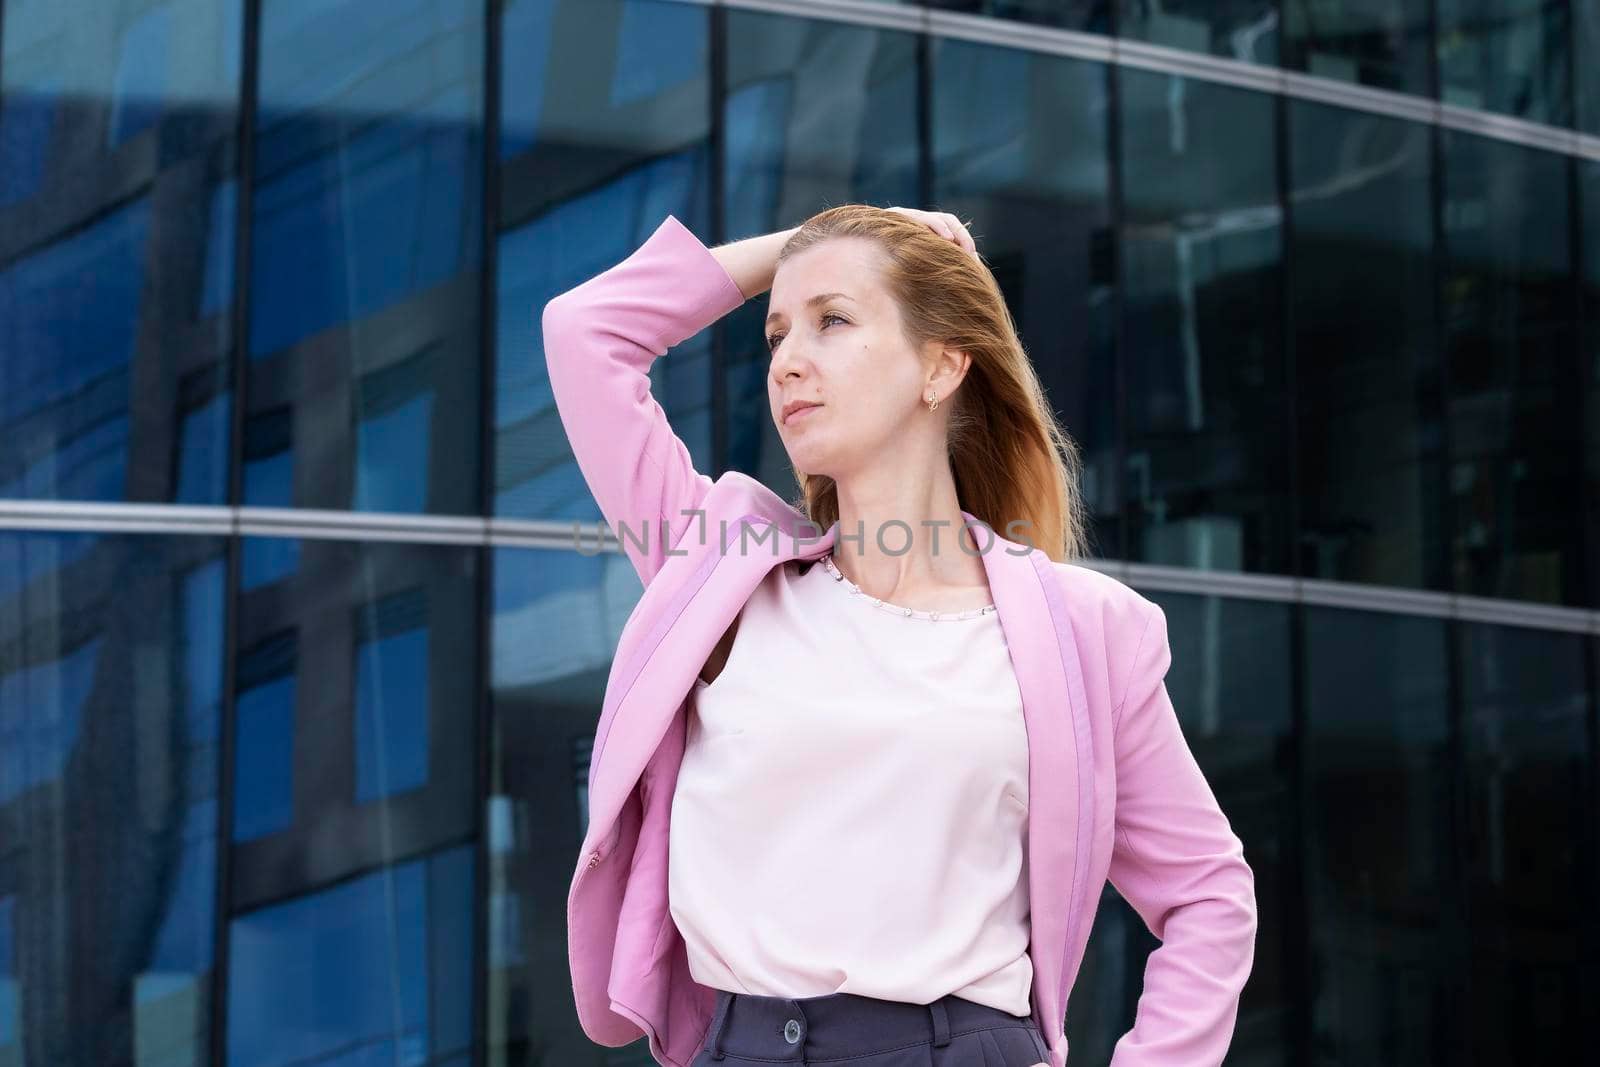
[545,206,1256,1067]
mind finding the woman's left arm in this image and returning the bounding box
[1104,600,1258,1066]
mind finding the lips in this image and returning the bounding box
[783,402,822,425]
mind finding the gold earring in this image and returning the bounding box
[926,391,938,413]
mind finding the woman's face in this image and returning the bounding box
[765,237,933,479]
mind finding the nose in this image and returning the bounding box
[769,339,808,385]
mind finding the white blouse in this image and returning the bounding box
[667,553,1034,1016]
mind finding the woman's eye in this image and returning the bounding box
[767,314,844,353]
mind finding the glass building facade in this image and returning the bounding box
[0,0,1595,1064]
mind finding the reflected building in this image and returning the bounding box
[0,1,1595,1065]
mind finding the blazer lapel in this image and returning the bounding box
[969,517,1080,1047]
[584,496,834,844]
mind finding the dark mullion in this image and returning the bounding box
[1424,0,1476,1047]
[1567,113,1599,1026]
[710,1,727,477]
[1427,0,1440,104]
[1444,619,1472,1067]
[1272,78,1313,1067]
[212,0,262,1064]
[472,1,502,1064]
[1569,81,1595,613]
[915,25,932,215]
[1586,626,1600,1052]
[1105,59,1126,569]
[1427,0,1473,1050]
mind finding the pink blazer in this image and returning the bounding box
[543,213,1257,1067]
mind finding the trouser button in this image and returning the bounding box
[783,1018,802,1044]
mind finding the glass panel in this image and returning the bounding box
[1282,0,1431,97]
[1117,0,1278,66]
[1439,132,1582,606]
[0,532,226,1066]
[1118,70,1287,575]
[930,40,1118,557]
[354,589,432,803]
[226,843,474,1067]
[720,8,920,496]
[0,0,241,505]
[1437,0,1572,127]
[1302,606,1456,1064]
[1288,101,1444,591]
[1459,622,1589,1062]
[1069,592,1294,1061]
[1585,160,1600,608]
[487,545,643,1066]
[240,408,300,590]
[249,0,485,515]
[108,2,176,146]
[924,0,1111,33]
[233,632,297,843]
[1579,3,1600,136]
[496,0,712,521]
[230,538,478,912]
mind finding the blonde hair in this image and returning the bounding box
[776,204,1090,563]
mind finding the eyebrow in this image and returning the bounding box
[765,292,853,327]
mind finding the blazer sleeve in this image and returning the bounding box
[540,213,748,588]
[1105,599,1258,1067]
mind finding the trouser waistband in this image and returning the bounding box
[702,988,1037,1061]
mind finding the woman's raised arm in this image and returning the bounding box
[540,214,750,587]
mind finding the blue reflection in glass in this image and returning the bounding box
[724,79,793,237]
[241,412,299,589]
[240,533,298,594]
[201,178,239,319]
[489,547,620,687]
[250,0,482,358]
[0,638,98,804]
[1119,0,1278,65]
[183,558,226,744]
[1282,0,1431,96]
[233,673,295,842]
[0,533,226,1062]
[0,532,99,603]
[108,1,174,146]
[0,413,130,501]
[0,895,13,1049]
[354,393,434,513]
[932,45,1032,186]
[173,557,226,978]
[0,73,58,207]
[146,798,219,979]
[499,0,555,159]
[1437,0,1571,127]
[354,624,431,803]
[226,844,474,1067]
[177,391,232,505]
[496,154,706,518]
[1582,7,1600,136]
[0,193,147,429]
[612,0,708,107]
[490,547,625,694]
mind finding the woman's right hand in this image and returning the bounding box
[883,206,980,261]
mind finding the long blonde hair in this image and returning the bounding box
[776,204,1090,563]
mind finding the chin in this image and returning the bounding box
[781,439,838,478]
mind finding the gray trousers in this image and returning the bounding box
[690,988,1053,1066]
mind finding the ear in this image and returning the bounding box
[926,342,971,398]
